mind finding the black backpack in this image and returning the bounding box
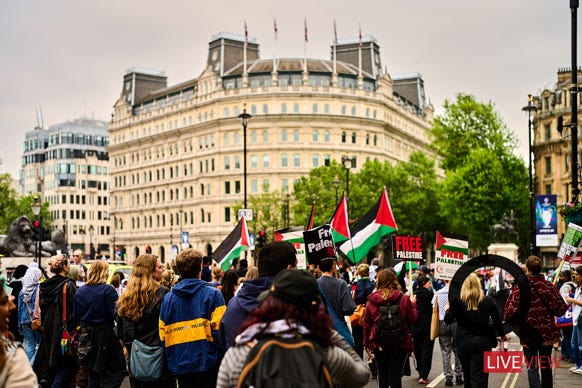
[376,293,406,348]
[237,337,334,388]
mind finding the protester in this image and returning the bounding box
[318,258,356,330]
[117,254,174,388]
[412,274,435,384]
[161,268,178,289]
[220,269,239,305]
[433,279,463,386]
[160,248,226,387]
[8,264,27,341]
[364,268,418,388]
[201,256,212,282]
[17,264,42,363]
[559,269,577,363]
[236,258,248,278]
[351,263,376,373]
[33,254,79,387]
[505,256,567,386]
[210,266,224,288]
[0,279,38,386]
[216,269,370,388]
[244,266,259,281]
[566,266,582,375]
[413,265,429,292]
[369,258,380,282]
[446,273,506,388]
[73,260,126,387]
[220,241,297,349]
[72,249,88,282]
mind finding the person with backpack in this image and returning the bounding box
[351,263,376,375]
[364,268,418,388]
[216,269,370,388]
[446,273,506,388]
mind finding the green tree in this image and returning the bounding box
[233,188,288,239]
[431,93,517,171]
[439,148,528,253]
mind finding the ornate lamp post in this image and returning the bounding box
[30,196,42,268]
[333,178,340,203]
[522,94,537,255]
[571,0,580,203]
[88,225,94,261]
[238,105,252,210]
[341,156,356,203]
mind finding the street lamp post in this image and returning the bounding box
[88,225,94,261]
[238,105,252,210]
[284,194,290,228]
[523,94,538,255]
[30,197,42,269]
[341,156,356,203]
[333,178,340,203]
[571,0,580,203]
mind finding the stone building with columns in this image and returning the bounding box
[108,32,437,263]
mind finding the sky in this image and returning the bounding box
[0,0,573,179]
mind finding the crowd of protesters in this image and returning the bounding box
[2,245,582,388]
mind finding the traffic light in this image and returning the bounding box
[31,220,41,241]
[256,230,267,248]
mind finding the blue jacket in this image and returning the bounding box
[18,284,38,327]
[220,276,273,349]
[73,283,118,327]
[159,278,226,375]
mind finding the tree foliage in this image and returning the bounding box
[431,93,518,171]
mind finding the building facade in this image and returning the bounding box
[531,68,582,267]
[109,32,437,263]
[20,118,110,259]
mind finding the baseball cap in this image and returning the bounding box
[258,269,321,307]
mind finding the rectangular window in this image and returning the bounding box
[545,156,552,174]
[251,179,258,193]
[225,207,231,222]
[225,181,231,194]
[281,179,288,193]
[545,124,551,141]
[235,180,241,193]
[545,184,552,195]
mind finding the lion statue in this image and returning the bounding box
[0,216,69,257]
[0,216,36,257]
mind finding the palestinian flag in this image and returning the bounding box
[212,216,250,271]
[435,231,469,255]
[274,226,305,243]
[329,194,350,244]
[339,188,397,263]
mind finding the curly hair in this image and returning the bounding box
[86,260,109,285]
[117,254,160,321]
[47,254,69,275]
[239,294,333,347]
[377,268,401,299]
[161,269,178,289]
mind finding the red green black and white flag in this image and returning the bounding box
[212,216,250,271]
[339,187,397,263]
[330,193,350,244]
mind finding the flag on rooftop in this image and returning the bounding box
[339,187,397,263]
[244,20,248,48]
[211,216,250,271]
[273,18,278,41]
[304,17,308,42]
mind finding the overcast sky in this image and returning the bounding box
[0,0,572,179]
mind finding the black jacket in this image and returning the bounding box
[412,286,434,333]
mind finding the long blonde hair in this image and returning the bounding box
[376,268,401,300]
[86,260,109,285]
[117,254,160,321]
[461,273,484,311]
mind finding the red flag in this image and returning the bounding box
[330,194,350,243]
[376,187,398,230]
[244,21,248,48]
[305,202,315,230]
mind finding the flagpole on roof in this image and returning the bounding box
[243,20,248,77]
[333,19,337,75]
[303,17,308,73]
[358,23,362,79]
[273,17,278,73]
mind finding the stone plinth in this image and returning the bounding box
[487,243,519,262]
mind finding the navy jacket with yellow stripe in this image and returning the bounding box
[159,278,226,375]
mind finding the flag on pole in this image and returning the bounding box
[435,231,469,254]
[304,17,308,42]
[339,187,397,263]
[211,216,250,271]
[330,194,350,243]
[358,24,362,48]
[244,20,249,48]
[274,226,305,243]
[274,18,278,41]
[305,202,315,230]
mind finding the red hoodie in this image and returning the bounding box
[363,288,417,353]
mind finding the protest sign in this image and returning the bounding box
[557,223,582,261]
[303,225,336,266]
